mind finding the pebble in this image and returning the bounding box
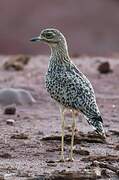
[0,153,12,158]
[3,54,30,71]
[46,160,57,167]
[74,147,90,155]
[0,174,5,180]
[112,104,116,108]
[115,144,119,150]
[4,105,16,115]
[6,119,15,125]
[97,61,112,74]
[101,169,111,178]
[93,166,101,178]
[46,160,56,164]
[11,133,29,139]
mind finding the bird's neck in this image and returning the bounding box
[50,41,70,65]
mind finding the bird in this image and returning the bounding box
[30,28,105,162]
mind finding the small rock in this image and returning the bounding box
[4,61,23,71]
[97,61,112,74]
[46,160,57,167]
[11,133,29,139]
[112,104,116,108]
[13,54,30,65]
[0,174,5,180]
[6,119,15,125]
[93,167,101,178]
[17,114,20,118]
[3,54,30,71]
[12,62,24,71]
[46,146,61,152]
[115,144,119,150]
[0,153,12,158]
[109,130,119,136]
[47,163,57,167]
[74,147,90,156]
[46,160,56,164]
[38,131,44,136]
[4,104,16,115]
[101,169,111,178]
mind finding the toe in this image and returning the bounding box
[66,157,74,162]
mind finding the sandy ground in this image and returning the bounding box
[0,55,119,179]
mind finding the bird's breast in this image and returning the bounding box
[45,71,63,97]
[45,70,78,109]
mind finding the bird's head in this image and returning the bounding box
[30,28,67,48]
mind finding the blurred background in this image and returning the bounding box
[0,0,119,56]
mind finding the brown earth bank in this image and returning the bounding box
[0,55,119,179]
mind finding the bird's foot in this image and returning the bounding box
[58,155,65,162]
[66,157,74,162]
[59,159,65,162]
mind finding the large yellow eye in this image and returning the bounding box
[46,32,54,39]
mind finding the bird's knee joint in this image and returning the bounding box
[61,123,65,129]
[72,122,75,129]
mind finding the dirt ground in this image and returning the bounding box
[0,55,119,180]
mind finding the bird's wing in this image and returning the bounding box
[63,62,104,136]
[65,62,100,118]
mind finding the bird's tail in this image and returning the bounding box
[87,116,106,138]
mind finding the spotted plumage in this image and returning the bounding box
[31,28,105,161]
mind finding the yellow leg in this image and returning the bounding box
[69,110,76,161]
[59,106,65,162]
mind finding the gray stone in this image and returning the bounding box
[0,88,36,106]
